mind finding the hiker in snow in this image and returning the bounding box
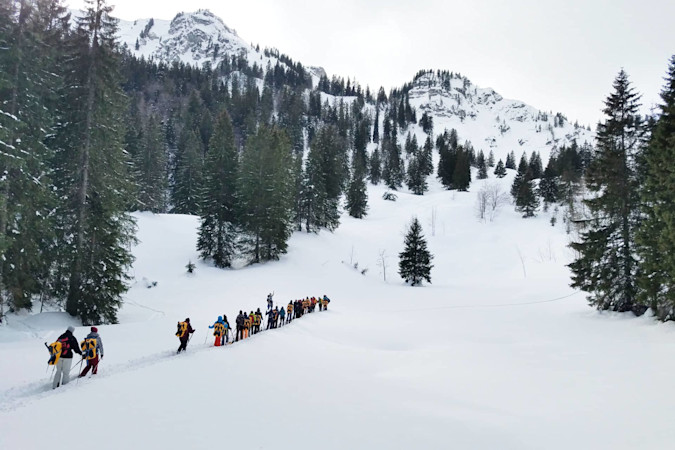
[254,308,263,334]
[266,293,274,312]
[79,327,104,377]
[279,305,285,326]
[248,311,256,335]
[294,299,302,319]
[235,311,245,341]
[222,315,230,345]
[209,316,226,347]
[323,295,330,311]
[287,301,293,323]
[52,326,82,389]
[176,318,195,353]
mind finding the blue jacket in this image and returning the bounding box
[209,316,226,329]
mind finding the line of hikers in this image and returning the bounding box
[175,294,331,351]
[46,293,330,388]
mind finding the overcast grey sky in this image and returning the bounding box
[68,0,674,127]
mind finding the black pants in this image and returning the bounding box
[236,327,243,341]
[177,337,189,353]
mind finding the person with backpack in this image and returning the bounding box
[278,305,285,326]
[51,326,82,389]
[235,311,245,341]
[286,301,293,323]
[209,316,226,347]
[254,308,263,334]
[176,318,195,353]
[79,327,104,377]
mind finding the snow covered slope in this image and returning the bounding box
[408,71,594,164]
[1,172,674,450]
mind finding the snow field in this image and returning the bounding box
[1,173,674,449]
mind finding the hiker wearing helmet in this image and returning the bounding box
[176,318,195,353]
[52,326,82,389]
[79,327,104,377]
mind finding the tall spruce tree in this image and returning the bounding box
[452,145,471,191]
[569,70,645,314]
[300,125,346,232]
[52,0,135,324]
[134,115,168,212]
[369,146,382,184]
[476,150,488,179]
[197,110,239,268]
[398,217,433,286]
[636,56,675,320]
[239,126,294,263]
[346,158,368,218]
[405,148,428,195]
[172,127,203,214]
[0,0,69,314]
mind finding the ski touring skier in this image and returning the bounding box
[79,327,104,377]
[279,305,285,326]
[221,315,230,345]
[209,316,226,347]
[235,311,245,341]
[287,301,293,323]
[50,326,82,389]
[254,308,263,334]
[176,318,195,353]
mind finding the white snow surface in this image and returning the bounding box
[2,172,674,449]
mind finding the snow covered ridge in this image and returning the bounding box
[407,71,594,164]
[118,9,251,66]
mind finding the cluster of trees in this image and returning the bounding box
[506,143,592,218]
[570,59,675,322]
[0,0,135,324]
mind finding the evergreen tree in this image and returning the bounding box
[134,115,168,212]
[514,173,539,217]
[372,108,380,143]
[539,160,559,207]
[636,56,675,320]
[505,151,516,169]
[487,150,495,167]
[346,158,368,218]
[406,148,428,195]
[0,0,68,313]
[528,151,543,179]
[382,124,404,189]
[452,145,471,191]
[398,217,433,286]
[197,110,239,268]
[421,136,434,176]
[52,0,135,324]
[476,150,488,179]
[369,146,382,184]
[172,127,203,214]
[437,129,458,188]
[300,125,345,232]
[569,70,645,314]
[494,159,507,178]
[239,126,294,263]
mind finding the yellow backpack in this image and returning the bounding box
[176,321,188,337]
[46,341,63,366]
[213,322,224,337]
[81,338,98,360]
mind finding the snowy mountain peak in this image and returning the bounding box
[119,10,252,67]
[406,70,593,162]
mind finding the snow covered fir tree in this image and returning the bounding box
[398,217,433,286]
